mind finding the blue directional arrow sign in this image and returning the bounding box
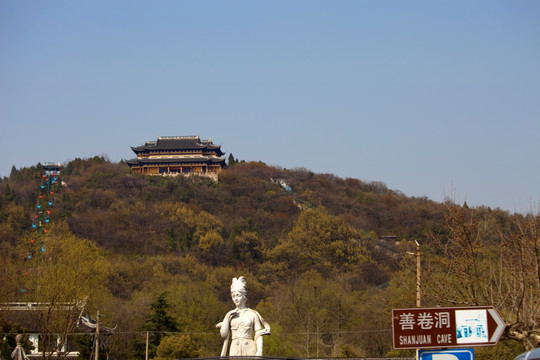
[419,348,474,360]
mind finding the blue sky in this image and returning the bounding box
[1,1,539,213]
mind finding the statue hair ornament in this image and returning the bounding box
[230,276,247,295]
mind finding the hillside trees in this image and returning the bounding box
[166,279,227,354]
[155,334,200,360]
[265,207,376,279]
[262,272,391,357]
[0,242,19,302]
[231,230,264,267]
[132,293,179,360]
[4,157,536,358]
[283,170,444,240]
[263,272,349,358]
[3,159,442,260]
[13,222,110,359]
[422,204,502,307]
[501,213,540,349]
[402,203,540,351]
[214,162,297,242]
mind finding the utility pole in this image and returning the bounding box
[406,240,422,307]
[95,310,100,360]
[145,331,149,360]
[415,240,421,307]
[415,240,421,360]
[407,240,421,360]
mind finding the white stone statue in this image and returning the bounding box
[216,276,271,356]
[11,334,29,360]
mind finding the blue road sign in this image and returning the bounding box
[419,348,474,360]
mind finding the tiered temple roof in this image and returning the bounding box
[131,136,224,156]
[126,136,226,178]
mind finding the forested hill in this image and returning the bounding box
[3,156,447,261]
[1,156,533,359]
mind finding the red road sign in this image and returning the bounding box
[392,306,506,350]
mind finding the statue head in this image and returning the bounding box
[230,276,247,308]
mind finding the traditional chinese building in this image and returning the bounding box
[0,302,115,359]
[126,136,226,179]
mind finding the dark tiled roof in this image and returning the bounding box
[79,314,116,334]
[131,136,223,155]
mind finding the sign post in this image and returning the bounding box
[391,306,505,350]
